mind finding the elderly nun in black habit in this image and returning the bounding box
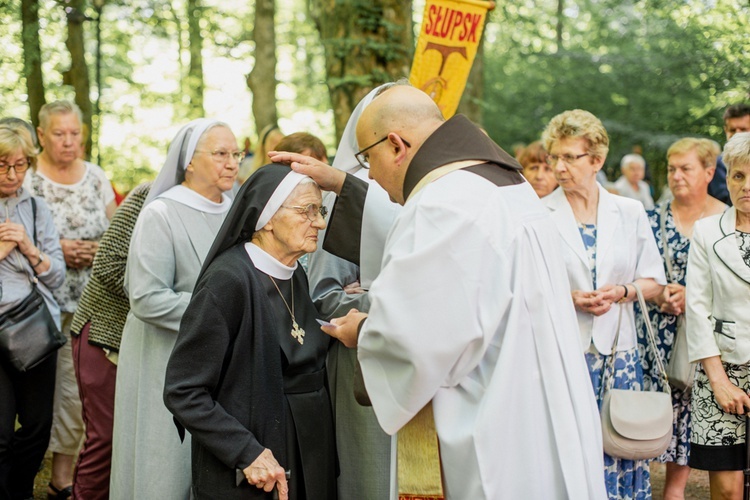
[164,164,337,500]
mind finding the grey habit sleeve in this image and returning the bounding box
[126,205,191,332]
[307,246,371,320]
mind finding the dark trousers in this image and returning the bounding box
[0,353,56,500]
[71,323,116,500]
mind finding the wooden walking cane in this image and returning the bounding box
[744,414,750,500]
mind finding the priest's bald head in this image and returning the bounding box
[356,86,445,204]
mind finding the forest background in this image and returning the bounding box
[0,0,748,195]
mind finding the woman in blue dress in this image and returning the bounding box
[636,138,726,498]
[542,110,666,499]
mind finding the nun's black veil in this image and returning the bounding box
[198,163,293,280]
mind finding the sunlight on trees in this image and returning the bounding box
[0,0,747,194]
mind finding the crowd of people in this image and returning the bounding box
[0,90,749,500]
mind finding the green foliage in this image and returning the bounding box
[2,0,748,193]
[276,0,330,120]
[483,0,749,192]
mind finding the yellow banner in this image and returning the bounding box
[409,0,493,118]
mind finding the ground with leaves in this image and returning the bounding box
[32,453,710,498]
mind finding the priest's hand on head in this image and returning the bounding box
[323,308,368,348]
[267,151,345,195]
[243,448,288,500]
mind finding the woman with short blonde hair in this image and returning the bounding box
[0,123,65,499]
[542,109,666,499]
[636,136,726,498]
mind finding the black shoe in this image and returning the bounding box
[47,482,72,500]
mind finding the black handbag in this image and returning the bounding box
[0,198,65,372]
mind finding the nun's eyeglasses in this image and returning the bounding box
[282,203,328,222]
[195,149,244,163]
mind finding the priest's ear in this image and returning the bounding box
[388,133,409,153]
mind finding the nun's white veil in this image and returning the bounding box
[327,84,401,289]
[145,118,221,205]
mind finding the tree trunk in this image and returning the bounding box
[21,0,46,129]
[63,0,93,158]
[165,2,187,119]
[556,0,564,53]
[310,0,413,142]
[186,0,205,118]
[247,0,278,136]
[457,16,487,126]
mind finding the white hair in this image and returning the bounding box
[620,153,646,172]
[723,132,750,172]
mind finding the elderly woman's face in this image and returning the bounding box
[548,137,603,193]
[0,148,28,197]
[728,162,750,215]
[623,162,645,184]
[522,161,557,198]
[38,112,81,166]
[667,150,713,200]
[188,126,239,196]
[268,183,326,261]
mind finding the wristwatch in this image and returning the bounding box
[32,250,45,268]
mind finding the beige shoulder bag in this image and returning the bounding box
[600,282,673,460]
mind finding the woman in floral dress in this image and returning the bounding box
[636,138,726,498]
[24,100,116,498]
[542,109,666,499]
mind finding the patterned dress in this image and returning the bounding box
[739,231,750,267]
[579,222,651,500]
[689,229,750,470]
[24,163,114,312]
[635,202,692,466]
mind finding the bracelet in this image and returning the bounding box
[618,284,629,303]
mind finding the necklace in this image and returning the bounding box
[269,276,305,345]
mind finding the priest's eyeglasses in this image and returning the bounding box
[282,203,328,222]
[354,135,412,169]
[0,158,31,176]
[195,149,244,164]
[545,153,589,165]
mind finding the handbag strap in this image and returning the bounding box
[659,203,677,283]
[31,197,38,247]
[18,197,39,287]
[659,203,687,328]
[601,282,670,396]
[634,282,670,391]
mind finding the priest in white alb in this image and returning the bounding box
[270,86,606,499]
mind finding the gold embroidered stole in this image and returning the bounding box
[398,161,485,499]
[397,403,444,499]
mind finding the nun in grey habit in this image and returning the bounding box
[110,119,238,499]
